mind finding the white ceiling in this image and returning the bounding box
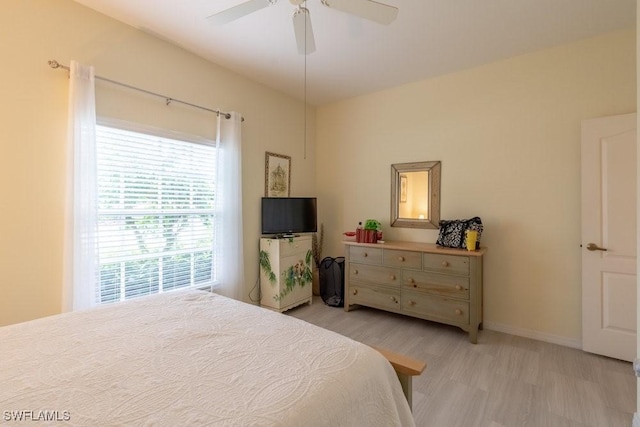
[73,0,636,106]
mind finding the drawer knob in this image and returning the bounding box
[409,300,416,306]
[354,269,359,275]
[455,309,463,315]
[352,289,358,295]
[455,285,462,291]
[390,296,398,303]
[390,275,396,280]
[363,252,368,257]
[408,278,415,284]
[442,261,449,267]
[398,256,405,262]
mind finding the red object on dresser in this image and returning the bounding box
[356,229,378,244]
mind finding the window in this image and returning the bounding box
[96,123,217,303]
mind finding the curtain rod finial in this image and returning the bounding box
[48,60,60,69]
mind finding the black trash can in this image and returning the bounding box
[319,256,345,307]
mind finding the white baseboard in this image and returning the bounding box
[483,321,582,349]
[633,412,640,427]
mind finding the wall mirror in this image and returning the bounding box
[391,161,441,229]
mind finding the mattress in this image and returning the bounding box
[0,290,414,426]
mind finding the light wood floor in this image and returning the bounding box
[287,297,635,427]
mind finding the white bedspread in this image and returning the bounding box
[0,290,414,426]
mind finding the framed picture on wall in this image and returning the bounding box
[265,152,291,197]
[400,174,407,203]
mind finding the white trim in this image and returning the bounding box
[633,412,640,427]
[483,321,582,349]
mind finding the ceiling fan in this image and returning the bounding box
[207,0,399,55]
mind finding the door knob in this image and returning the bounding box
[586,243,607,252]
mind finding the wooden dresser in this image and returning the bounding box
[344,241,486,343]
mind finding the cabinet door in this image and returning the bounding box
[279,237,312,258]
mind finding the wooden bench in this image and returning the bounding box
[373,346,426,410]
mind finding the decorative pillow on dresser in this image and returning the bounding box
[436,217,483,249]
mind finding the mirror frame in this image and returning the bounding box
[391,161,441,229]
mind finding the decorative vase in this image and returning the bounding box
[356,229,378,243]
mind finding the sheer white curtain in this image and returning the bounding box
[214,112,245,300]
[62,61,99,312]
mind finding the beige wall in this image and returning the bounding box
[0,0,316,326]
[316,29,636,344]
[0,0,634,346]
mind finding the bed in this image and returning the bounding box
[0,290,414,426]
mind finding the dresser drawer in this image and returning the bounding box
[278,237,311,258]
[349,246,383,265]
[383,249,422,269]
[350,264,401,287]
[350,283,400,311]
[423,253,469,276]
[402,291,469,324]
[402,270,469,299]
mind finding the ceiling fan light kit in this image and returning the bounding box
[207,0,398,54]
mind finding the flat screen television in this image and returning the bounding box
[261,197,317,236]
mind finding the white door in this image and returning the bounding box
[581,113,636,362]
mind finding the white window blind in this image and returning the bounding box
[96,124,217,304]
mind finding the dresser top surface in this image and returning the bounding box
[344,240,486,257]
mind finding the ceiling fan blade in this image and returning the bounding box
[321,0,398,25]
[292,7,316,55]
[207,0,275,25]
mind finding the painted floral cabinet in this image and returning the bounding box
[259,236,313,312]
